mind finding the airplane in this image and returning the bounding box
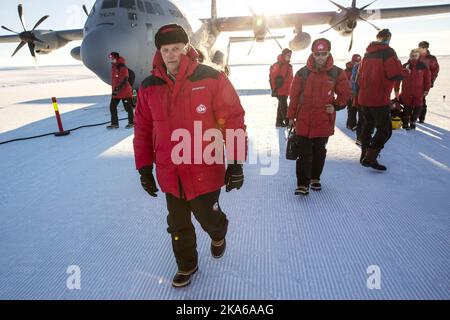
[1,0,450,90]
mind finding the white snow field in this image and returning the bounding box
[0,60,449,300]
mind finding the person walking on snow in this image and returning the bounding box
[417,41,440,123]
[345,54,361,131]
[287,38,351,196]
[107,52,134,129]
[133,24,247,288]
[394,49,431,130]
[357,29,405,171]
[270,48,294,127]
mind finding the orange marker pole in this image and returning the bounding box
[51,97,70,136]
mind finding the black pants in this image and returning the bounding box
[402,105,423,127]
[346,99,358,129]
[166,189,228,271]
[419,96,427,122]
[276,96,288,126]
[360,106,392,150]
[110,97,134,125]
[296,136,329,187]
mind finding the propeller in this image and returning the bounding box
[83,5,89,16]
[321,0,381,51]
[244,1,283,55]
[1,4,49,60]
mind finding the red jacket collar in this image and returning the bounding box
[366,42,390,53]
[306,53,334,73]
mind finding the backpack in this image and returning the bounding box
[127,68,136,87]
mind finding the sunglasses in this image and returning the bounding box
[313,52,329,57]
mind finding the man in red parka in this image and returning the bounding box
[287,38,351,196]
[357,29,405,171]
[270,48,293,127]
[394,49,431,130]
[107,52,134,129]
[133,24,246,288]
[418,41,440,123]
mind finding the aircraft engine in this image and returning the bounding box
[289,32,311,51]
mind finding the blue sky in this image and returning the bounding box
[1,0,450,66]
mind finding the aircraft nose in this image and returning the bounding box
[81,26,139,86]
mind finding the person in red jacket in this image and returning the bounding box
[418,41,440,123]
[287,38,351,195]
[357,29,405,171]
[344,54,361,131]
[394,49,431,130]
[133,24,247,288]
[107,52,134,129]
[270,48,293,127]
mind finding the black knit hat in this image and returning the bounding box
[109,51,119,59]
[418,41,430,49]
[376,29,392,40]
[155,24,189,50]
[282,48,292,55]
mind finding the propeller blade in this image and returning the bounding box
[267,29,283,50]
[83,5,89,16]
[329,0,346,11]
[348,32,354,52]
[18,4,27,31]
[27,42,36,58]
[358,16,381,30]
[320,17,349,34]
[11,40,26,57]
[1,26,19,34]
[352,0,357,8]
[360,0,377,10]
[31,15,49,31]
[247,38,255,55]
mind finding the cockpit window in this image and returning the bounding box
[144,1,155,14]
[152,2,165,15]
[119,0,136,10]
[137,0,145,12]
[101,0,118,9]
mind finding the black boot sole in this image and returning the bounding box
[172,266,198,288]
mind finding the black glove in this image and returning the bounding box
[112,87,119,97]
[225,163,244,192]
[139,166,158,197]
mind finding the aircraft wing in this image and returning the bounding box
[205,12,336,32]
[0,29,83,44]
[0,34,21,43]
[55,29,84,41]
[363,4,450,20]
[229,35,285,43]
[203,4,450,32]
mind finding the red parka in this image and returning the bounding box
[133,47,247,200]
[287,54,351,138]
[394,59,431,107]
[111,56,133,99]
[269,54,294,96]
[357,42,405,107]
[420,51,440,87]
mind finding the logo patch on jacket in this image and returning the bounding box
[196,104,207,114]
[192,86,206,91]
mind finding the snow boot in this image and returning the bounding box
[125,123,134,129]
[106,124,119,129]
[362,148,387,171]
[310,179,322,191]
[172,266,198,288]
[410,122,416,130]
[295,185,309,196]
[211,238,226,259]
